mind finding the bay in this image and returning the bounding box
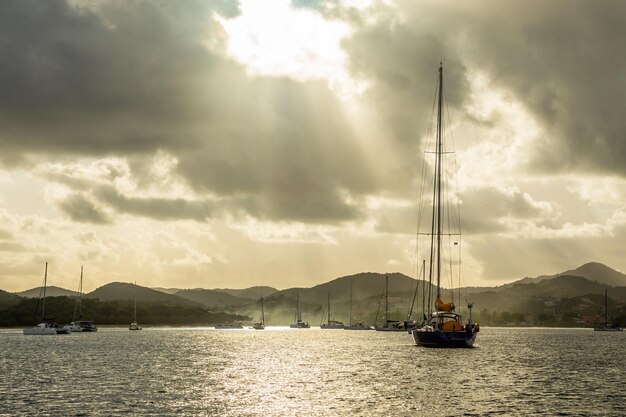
[0,327,624,416]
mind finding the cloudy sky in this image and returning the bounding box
[1,0,625,292]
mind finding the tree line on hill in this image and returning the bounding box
[0,296,250,327]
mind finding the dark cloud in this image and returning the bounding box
[59,194,111,224]
[94,186,215,222]
[0,0,376,224]
[342,0,626,177]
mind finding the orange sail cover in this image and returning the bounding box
[435,298,455,312]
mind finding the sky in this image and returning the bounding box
[1,0,625,292]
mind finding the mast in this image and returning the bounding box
[604,288,608,328]
[435,62,443,300]
[42,262,48,321]
[384,275,389,324]
[133,281,137,322]
[327,291,331,325]
[261,296,265,326]
[349,279,353,325]
[295,293,301,322]
[79,265,83,320]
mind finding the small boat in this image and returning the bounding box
[320,291,344,329]
[23,263,64,335]
[129,281,142,331]
[289,293,310,328]
[251,296,266,330]
[68,266,97,332]
[343,278,372,330]
[411,63,479,348]
[375,276,405,332]
[594,288,623,332]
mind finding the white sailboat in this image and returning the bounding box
[320,290,344,329]
[411,63,479,347]
[375,276,404,332]
[289,292,310,328]
[343,278,372,330]
[23,262,60,335]
[129,281,142,330]
[67,266,97,332]
[251,296,266,330]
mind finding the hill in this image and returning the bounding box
[515,262,626,287]
[86,282,202,307]
[15,286,78,298]
[174,289,250,309]
[213,286,278,299]
[0,296,249,326]
[0,289,20,306]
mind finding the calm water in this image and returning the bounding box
[0,327,624,416]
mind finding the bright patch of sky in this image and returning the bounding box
[218,0,367,98]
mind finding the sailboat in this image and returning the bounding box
[320,290,344,329]
[411,63,479,347]
[594,288,623,332]
[251,296,266,330]
[289,292,310,328]
[66,266,97,332]
[375,276,404,332]
[129,281,142,330]
[23,262,61,335]
[343,278,372,330]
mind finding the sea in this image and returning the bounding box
[0,327,624,416]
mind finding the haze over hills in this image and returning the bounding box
[2,262,625,326]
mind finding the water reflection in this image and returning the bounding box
[0,327,624,416]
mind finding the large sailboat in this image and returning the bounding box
[23,262,61,335]
[129,281,142,331]
[343,278,372,330]
[411,63,479,347]
[375,276,404,332]
[320,290,344,329]
[67,266,97,332]
[289,292,310,328]
[251,296,266,330]
[594,288,623,332]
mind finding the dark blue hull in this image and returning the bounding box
[412,329,476,348]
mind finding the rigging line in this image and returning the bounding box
[411,72,439,289]
[443,79,464,309]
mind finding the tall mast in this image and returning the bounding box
[79,265,83,320]
[349,279,353,325]
[436,62,444,300]
[133,281,137,322]
[42,262,48,321]
[384,275,389,324]
[604,288,608,328]
[327,291,331,325]
[261,296,265,326]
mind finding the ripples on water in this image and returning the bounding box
[0,327,624,416]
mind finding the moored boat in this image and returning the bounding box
[375,276,405,332]
[251,296,266,330]
[411,63,479,348]
[23,263,65,336]
[343,278,372,330]
[320,291,344,329]
[289,292,310,328]
[68,266,97,332]
[129,281,142,330]
[594,288,623,332]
